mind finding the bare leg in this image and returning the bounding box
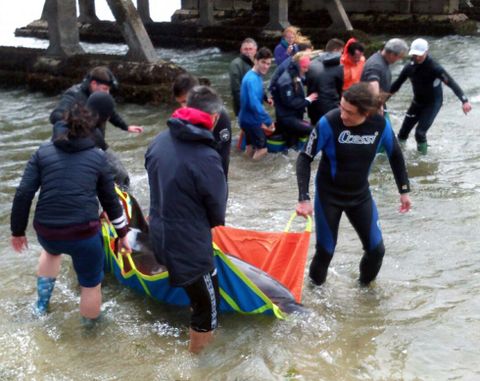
[37,250,62,277]
[252,147,268,160]
[188,328,214,354]
[79,284,102,319]
[244,144,254,158]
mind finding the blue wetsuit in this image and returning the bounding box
[390,55,468,144]
[239,69,272,148]
[296,109,410,285]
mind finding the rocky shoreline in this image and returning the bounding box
[3,10,478,105]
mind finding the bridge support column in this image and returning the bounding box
[78,0,99,23]
[325,0,353,31]
[199,0,215,26]
[137,0,153,24]
[106,0,157,62]
[265,0,290,31]
[45,0,84,57]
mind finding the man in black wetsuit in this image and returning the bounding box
[389,38,472,154]
[296,82,411,286]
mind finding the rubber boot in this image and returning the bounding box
[36,276,56,315]
[417,142,428,155]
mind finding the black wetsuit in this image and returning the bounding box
[390,55,468,143]
[296,109,410,285]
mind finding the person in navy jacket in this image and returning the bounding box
[11,104,130,321]
[273,52,318,147]
[296,82,411,287]
[145,86,227,354]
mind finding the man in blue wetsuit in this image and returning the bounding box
[389,38,472,154]
[296,82,412,286]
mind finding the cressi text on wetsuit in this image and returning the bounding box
[296,109,410,285]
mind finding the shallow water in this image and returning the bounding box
[0,35,480,380]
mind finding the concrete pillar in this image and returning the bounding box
[199,0,215,26]
[137,0,153,24]
[106,0,157,62]
[325,0,353,31]
[78,0,100,23]
[41,1,48,20]
[265,0,290,31]
[45,0,85,57]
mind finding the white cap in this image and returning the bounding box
[409,38,429,56]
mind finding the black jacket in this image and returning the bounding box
[273,62,309,120]
[306,52,344,124]
[229,54,254,116]
[11,136,126,238]
[145,110,227,287]
[212,108,232,178]
[49,80,129,130]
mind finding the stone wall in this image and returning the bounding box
[179,0,460,14]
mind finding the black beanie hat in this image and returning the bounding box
[87,92,115,122]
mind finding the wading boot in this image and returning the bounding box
[417,142,428,155]
[35,276,56,315]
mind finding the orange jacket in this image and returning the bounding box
[341,38,366,91]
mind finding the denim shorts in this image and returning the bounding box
[37,231,105,288]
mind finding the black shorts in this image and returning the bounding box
[184,269,219,332]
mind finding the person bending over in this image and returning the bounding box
[11,104,131,321]
[273,52,318,147]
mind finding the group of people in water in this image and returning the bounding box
[9,26,472,354]
[230,26,471,157]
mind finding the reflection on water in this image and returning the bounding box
[1,35,480,380]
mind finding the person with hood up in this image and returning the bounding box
[341,38,366,91]
[145,86,227,354]
[273,52,318,147]
[306,38,345,125]
[11,103,131,322]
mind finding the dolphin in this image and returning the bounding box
[121,192,307,315]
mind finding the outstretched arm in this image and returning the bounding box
[438,68,472,114]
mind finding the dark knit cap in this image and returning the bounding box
[86,92,115,122]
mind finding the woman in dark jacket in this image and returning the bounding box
[11,104,130,321]
[273,53,318,146]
